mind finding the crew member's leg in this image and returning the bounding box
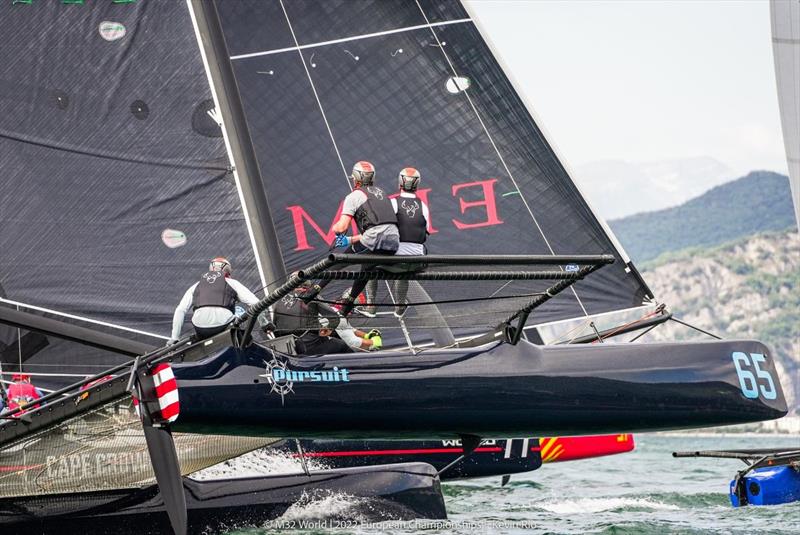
[340,247,395,317]
[302,242,369,303]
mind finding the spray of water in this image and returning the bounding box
[191,446,328,480]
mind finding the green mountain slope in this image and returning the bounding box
[609,171,795,263]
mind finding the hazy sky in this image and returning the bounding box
[466,0,789,178]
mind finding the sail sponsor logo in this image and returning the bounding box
[261,357,350,404]
[45,451,150,479]
[271,367,350,383]
[287,179,503,251]
[98,21,126,41]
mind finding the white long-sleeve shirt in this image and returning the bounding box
[171,278,259,340]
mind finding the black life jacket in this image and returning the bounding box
[353,186,397,234]
[395,196,427,244]
[192,271,236,312]
[272,292,318,337]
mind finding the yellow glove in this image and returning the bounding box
[365,329,381,339]
[369,335,382,350]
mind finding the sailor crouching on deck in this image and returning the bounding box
[273,283,382,354]
[169,257,259,343]
[323,161,400,317]
[390,167,430,316]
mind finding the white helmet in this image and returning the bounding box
[398,167,420,192]
[209,256,232,276]
[351,161,375,186]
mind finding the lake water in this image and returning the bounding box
[225,434,800,534]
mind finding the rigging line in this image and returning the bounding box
[668,317,722,340]
[0,297,168,340]
[590,308,663,343]
[0,371,103,378]
[279,0,350,188]
[16,304,21,375]
[313,291,546,308]
[412,1,589,317]
[628,323,660,343]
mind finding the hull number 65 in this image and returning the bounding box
[731,352,777,400]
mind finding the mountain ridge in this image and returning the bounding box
[608,171,796,263]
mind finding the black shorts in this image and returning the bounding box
[295,334,353,355]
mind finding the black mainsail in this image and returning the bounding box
[210,0,652,328]
[0,1,265,347]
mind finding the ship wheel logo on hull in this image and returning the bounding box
[260,356,294,406]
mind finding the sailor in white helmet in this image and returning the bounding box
[169,257,260,343]
[311,161,399,316]
[390,167,430,315]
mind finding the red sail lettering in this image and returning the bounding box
[286,202,354,251]
[451,179,503,230]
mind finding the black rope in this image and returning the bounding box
[315,270,582,281]
[313,292,546,308]
[628,323,660,342]
[668,317,722,340]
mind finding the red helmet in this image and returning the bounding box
[351,161,375,186]
[209,257,232,276]
[11,373,30,382]
[398,167,421,192]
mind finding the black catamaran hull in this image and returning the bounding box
[0,463,445,534]
[172,338,787,439]
[272,438,543,479]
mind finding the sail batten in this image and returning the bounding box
[229,18,473,61]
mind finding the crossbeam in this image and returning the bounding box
[239,253,615,345]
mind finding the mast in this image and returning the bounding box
[187,0,287,291]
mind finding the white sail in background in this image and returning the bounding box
[770,0,800,230]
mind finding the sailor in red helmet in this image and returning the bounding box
[169,257,260,343]
[390,167,430,316]
[329,161,400,316]
[6,373,43,415]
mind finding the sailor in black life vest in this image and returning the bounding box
[169,257,260,343]
[312,161,400,317]
[273,282,383,354]
[390,167,430,316]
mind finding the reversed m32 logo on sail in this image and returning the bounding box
[731,352,777,400]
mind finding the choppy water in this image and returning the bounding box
[221,434,799,534]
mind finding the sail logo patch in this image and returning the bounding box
[731,352,777,400]
[99,21,126,41]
